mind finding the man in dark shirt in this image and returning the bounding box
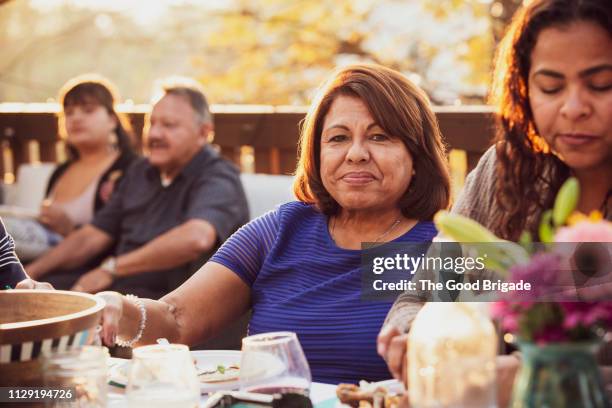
[25,79,249,298]
[0,218,28,288]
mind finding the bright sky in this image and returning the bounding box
[30,0,229,25]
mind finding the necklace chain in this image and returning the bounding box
[373,218,402,243]
[330,217,402,244]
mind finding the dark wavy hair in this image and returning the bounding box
[489,0,612,240]
[58,74,134,159]
[293,64,451,221]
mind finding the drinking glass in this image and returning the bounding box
[42,345,109,408]
[239,331,311,396]
[126,344,199,408]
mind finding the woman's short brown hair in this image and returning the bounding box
[293,64,450,221]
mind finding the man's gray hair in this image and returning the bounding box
[154,76,213,124]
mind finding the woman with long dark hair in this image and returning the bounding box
[457,0,611,239]
[378,0,612,402]
[7,74,136,261]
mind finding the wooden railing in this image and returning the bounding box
[0,104,496,184]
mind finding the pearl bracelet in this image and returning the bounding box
[116,294,147,348]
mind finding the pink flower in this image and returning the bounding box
[491,301,531,332]
[502,313,520,332]
[489,301,508,318]
[503,253,561,301]
[555,220,612,243]
[560,302,612,330]
[490,302,519,331]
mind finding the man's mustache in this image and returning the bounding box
[147,139,169,149]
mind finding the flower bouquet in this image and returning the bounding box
[433,178,612,407]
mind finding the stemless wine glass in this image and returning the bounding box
[126,344,199,408]
[239,331,311,396]
[43,346,109,408]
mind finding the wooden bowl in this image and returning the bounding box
[0,290,105,386]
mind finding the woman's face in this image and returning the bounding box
[64,101,116,149]
[319,95,414,214]
[528,21,612,172]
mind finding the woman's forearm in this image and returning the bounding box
[384,300,424,333]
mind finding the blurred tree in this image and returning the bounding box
[0,1,218,102]
[490,0,522,42]
[195,0,505,105]
[0,0,522,105]
[420,0,521,100]
[194,0,378,105]
[422,0,521,42]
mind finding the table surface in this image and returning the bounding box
[108,382,339,407]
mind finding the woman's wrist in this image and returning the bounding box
[117,294,147,347]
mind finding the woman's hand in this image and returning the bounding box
[39,202,74,236]
[377,324,408,383]
[15,278,54,290]
[96,291,124,347]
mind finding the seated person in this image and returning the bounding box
[377,0,612,405]
[5,75,136,262]
[0,218,27,288]
[25,78,249,299]
[96,64,451,384]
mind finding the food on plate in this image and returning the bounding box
[336,382,407,408]
[197,363,241,383]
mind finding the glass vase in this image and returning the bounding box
[409,302,498,408]
[511,341,608,408]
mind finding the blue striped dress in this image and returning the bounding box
[210,201,437,384]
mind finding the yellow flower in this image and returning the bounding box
[566,210,603,226]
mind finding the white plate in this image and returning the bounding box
[108,350,286,394]
[195,350,243,393]
[196,350,285,393]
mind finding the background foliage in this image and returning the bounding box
[0,0,521,105]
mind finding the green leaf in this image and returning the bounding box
[519,231,533,253]
[553,177,579,226]
[538,210,554,243]
[217,365,226,374]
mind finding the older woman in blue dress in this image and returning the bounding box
[95,64,451,384]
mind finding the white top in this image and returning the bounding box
[51,177,99,226]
